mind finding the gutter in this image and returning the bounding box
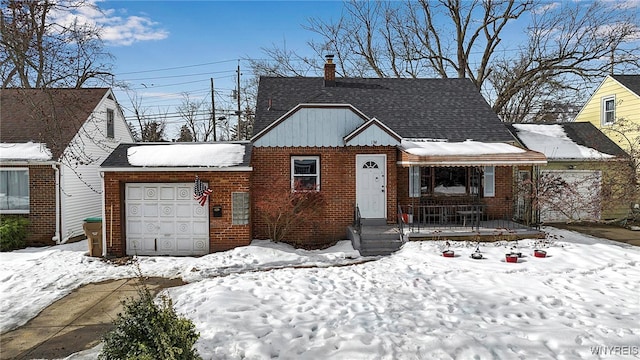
[101,171,107,257]
[51,163,62,244]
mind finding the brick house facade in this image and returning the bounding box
[101,142,253,257]
[0,164,57,245]
[102,171,252,257]
[251,146,398,246]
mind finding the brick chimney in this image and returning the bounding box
[324,54,336,87]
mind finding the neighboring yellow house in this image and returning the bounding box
[574,75,640,154]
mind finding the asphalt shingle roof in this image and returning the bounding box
[1,88,109,159]
[509,122,629,159]
[561,122,629,158]
[254,77,516,143]
[611,75,640,96]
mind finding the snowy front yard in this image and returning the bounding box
[1,227,639,359]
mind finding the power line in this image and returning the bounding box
[116,59,239,75]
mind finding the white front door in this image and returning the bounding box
[356,154,387,219]
[125,183,209,256]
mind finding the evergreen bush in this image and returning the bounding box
[0,216,29,252]
[99,282,201,360]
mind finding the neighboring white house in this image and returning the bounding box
[0,88,134,245]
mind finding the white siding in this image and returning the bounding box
[345,124,401,146]
[254,108,364,147]
[60,91,134,240]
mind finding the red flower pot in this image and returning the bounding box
[443,250,455,258]
[534,250,547,258]
[505,254,518,263]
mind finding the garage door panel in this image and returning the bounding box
[193,221,208,235]
[142,203,158,216]
[128,220,142,235]
[128,203,141,217]
[159,204,175,217]
[144,187,158,200]
[126,182,209,256]
[176,238,196,251]
[193,206,207,217]
[127,186,142,200]
[177,187,191,199]
[159,221,175,235]
[159,238,175,252]
[176,204,191,217]
[160,187,175,200]
[176,222,190,234]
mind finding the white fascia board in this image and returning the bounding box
[100,166,253,172]
[0,160,59,166]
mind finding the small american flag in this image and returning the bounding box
[193,176,212,206]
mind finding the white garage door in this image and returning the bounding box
[125,183,209,256]
[539,170,602,222]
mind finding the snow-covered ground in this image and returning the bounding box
[1,227,639,359]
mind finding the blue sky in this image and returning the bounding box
[94,1,343,131]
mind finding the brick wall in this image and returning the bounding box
[483,166,514,218]
[28,165,57,245]
[251,146,398,247]
[1,164,57,246]
[103,171,252,257]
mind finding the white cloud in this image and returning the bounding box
[532,2,560,15]
[48,0,169,46]
[100,15,169,46]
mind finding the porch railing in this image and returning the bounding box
[398,203,535,232]
[397,204,405,235]
[353,204,362,235]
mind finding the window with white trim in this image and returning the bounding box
[602,96,615,125]
[107,109,115,138]
[291,156,320,191]
[232,192,249,225]
[0,168,29,213]
[483,166,495,197]
[407,166,491,197]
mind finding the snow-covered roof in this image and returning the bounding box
[126,143,246,167]
[512,124,614,159]
[0,142,53,161]
[398,139,546,166]
[400,139,526,156]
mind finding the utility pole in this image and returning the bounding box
[211,78,216,141]
[236,62,242,140]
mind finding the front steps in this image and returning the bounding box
[348,223,405,256]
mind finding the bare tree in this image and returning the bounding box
[126,91,167,142]
[601,117,640,176]
[0,0,114,88]
[177,94,215,142]
[249,0,639,123]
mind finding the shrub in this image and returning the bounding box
[256,178,325,245]
[0,216,29,252]
[99,283,201,360]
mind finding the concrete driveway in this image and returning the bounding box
[549,223,640,247]
[0,277,184,360]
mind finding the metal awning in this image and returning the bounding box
[397,140,547,167]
